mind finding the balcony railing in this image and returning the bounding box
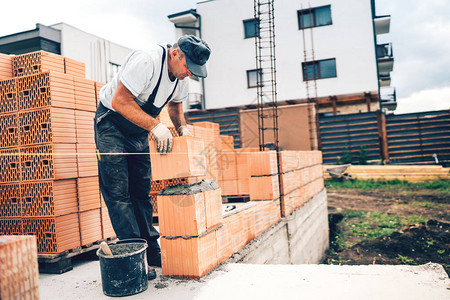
[376,43,393,59]
[374,15,391,35]
[380,88,397,111]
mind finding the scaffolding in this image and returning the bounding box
[253,0,279,151]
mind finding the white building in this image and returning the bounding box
[169,0,395,114]
[0,23,132,83]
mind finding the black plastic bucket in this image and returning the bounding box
[97,239,148,297]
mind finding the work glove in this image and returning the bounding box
[177,125,193,137]
[151,123,173,154]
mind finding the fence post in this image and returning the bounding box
[377,111,389,164]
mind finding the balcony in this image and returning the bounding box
[379,73,391,87]
[377,43,394,73]
[374,15,391,35]
[380,88,397,111]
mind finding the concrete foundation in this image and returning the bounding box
[229,188,329,264]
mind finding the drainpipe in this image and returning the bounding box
[175,12,206,110]
[370,0,382,112]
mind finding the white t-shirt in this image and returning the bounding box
[99,45,188,111]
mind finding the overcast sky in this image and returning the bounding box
[0,0,449,114]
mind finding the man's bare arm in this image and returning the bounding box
[167,101,187,130]
[111,81,160,131]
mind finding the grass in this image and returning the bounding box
[325,179,450,194]
[332,210,427,250]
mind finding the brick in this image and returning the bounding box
[0,235,40,299]
[13,51,65,77]
[216,224,232,264]
[193,121,220,136]
[76,143,98,177]
[0,218,22,235]
[161,228,218,278]
[156,106,173,127]
[223,204,256,253]
[214,135,234,152]
[74,77,96,111]
[217,151,237,180]
[79,208,102,246]
[0,183,21,217]
[249,174,280,200]
[0,53,13,80]
[101,206,116,239]
[17,71,75,110]
[20,144,78,181]
[75,110,95,144]
[218,179,238,196]
[0,112,18,149]
[19,107,76,146]
[0,148,20,183]
[248,151,278,175]
[157,193,206,237]
[21,180,78,217]
[204,188,223,229]
[22,213,81,253]
[64,57,86,79]
[0,78,17,114]
[149,136,206,180]
[77,176,101,212]
[94,81,105,107]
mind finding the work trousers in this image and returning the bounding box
[94,108,160,252]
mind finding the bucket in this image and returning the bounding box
[97,239,148,297]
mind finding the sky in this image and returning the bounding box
[0,0,449,114]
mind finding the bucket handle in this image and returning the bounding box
[112,238,148,245]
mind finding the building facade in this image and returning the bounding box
[0,23,132,83]
[169,0,395,115]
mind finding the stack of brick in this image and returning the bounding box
[0,50,114,254]
[279,150,324,217]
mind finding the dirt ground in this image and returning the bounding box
[324,187,450,276]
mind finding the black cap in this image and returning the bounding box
[178,35,211,78]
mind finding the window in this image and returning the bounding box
[302,58,336,81]
[243,19,259,38]
[247,69,263,88]
[298,5,332,29]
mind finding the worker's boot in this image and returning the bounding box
[148,266,157,280]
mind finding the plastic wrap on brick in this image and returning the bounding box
[19,107,76,146]
[74,77,96,111]
[100,206,116,239]
[22,213,80,253]
[0,235,40,299]
[65,57,86,79]
[0,148,20,183]
[21,180,78,217]
[0,112,18,149]
[0,53,13,80]
[77,176,101,212]
[0,78,17,114]
[20,144,78,181]
[79,208,102,246]
[75,110,95,144]
[13,51,65,77]
[0,183,21,217]
[17,71,75,110]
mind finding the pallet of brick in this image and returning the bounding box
[150,136,206,180]
[21,180,78,217]
[17,71,75,111]
[79,208,102,246]
[19,107,76,146]
[22,213,80,253]
[64,57,85,79]
[20,144,78,181]
[13,51,64,77]
[0,112,19,149]
[0,235,40,299]
[160,226,219,279]
[157,180,222,237]
[0,183,21,218]
[74,77,96,111]
[0,53,12,80]
[0,78,17,114]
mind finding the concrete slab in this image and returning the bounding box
[39,261,449,299]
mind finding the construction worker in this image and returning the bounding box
[94,35,211,280]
